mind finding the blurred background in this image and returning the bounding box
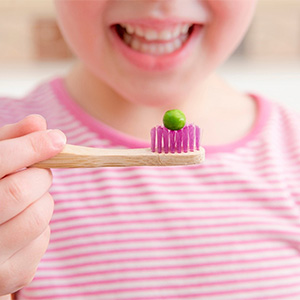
[0,0,299,110]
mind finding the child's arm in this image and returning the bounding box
[0,115,66,295]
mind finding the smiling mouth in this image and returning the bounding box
[112,23,196,56]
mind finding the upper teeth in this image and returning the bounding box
[120,23,191,41]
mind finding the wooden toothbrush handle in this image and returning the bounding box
[32,144,205,168]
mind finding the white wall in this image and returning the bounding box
[219,58,300,111]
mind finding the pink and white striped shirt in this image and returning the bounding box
[1,78,300,300]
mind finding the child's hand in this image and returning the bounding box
[0,115,66,295]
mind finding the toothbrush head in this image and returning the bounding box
[151,124,202,154]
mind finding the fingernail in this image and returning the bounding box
[47,130,67,149]
[28,114,45,122]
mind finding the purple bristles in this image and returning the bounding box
[182,126,188,153]
[188,124,195,152]
[170,130,176,153]
[176,130,182,153]
[150,127,156,152]
[157,126,163,153]
[151,124,202,153]
[196,125,201,151]
[163,127,169,154]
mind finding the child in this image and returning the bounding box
[1,0,300,299]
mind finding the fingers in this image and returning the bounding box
[0,168,53,224]
[0,115,47,141]
[0,115,61,295]
[0,193,54,264]
[0,129,66,178]
[0,226,51,295]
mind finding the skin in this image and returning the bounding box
[54,0,257,145]
[0,116,66,296]
[0,0,257,295]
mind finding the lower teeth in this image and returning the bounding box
[125,34,188,55]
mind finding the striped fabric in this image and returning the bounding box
[1,78,300,299]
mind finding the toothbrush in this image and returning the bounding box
[32,124,205,168]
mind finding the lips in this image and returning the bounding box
[109,20,203,71]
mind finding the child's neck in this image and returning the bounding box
[65,63,257,146]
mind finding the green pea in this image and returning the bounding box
[163,109,186,131]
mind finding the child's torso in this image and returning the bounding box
[1,79,300,299]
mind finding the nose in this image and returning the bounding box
[144,0,180,16]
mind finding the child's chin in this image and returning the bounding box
[130,92,186,108]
